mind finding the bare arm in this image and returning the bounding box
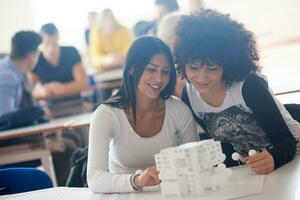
[54,62,89,95]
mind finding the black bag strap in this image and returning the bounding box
[181,86,209,134]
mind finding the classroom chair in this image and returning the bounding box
[0,167,53,195]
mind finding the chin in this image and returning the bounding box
[147,94,160,99]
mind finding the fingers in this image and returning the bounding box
[246,152,265,164]
[246,151,275,175]
[135,167,160,188]
[252,163,274,174]
[145,167,160,184]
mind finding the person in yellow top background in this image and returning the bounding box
[89,8,133,72]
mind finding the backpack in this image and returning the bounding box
[0,106,47,131]
[66,147,88,187]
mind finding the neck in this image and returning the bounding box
[135,92,161,114]
[44,48,60,66]
[200,81,227,105]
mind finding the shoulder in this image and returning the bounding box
[242,73,268,91]
[0,67,19,86]
[93,104,122,122]
[167,96,193,115]
[94,104,116,115]
[61,46,79,55]
[118,25,131,34]
[241,73,269,99]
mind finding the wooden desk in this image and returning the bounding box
[0,113,93,187]
[276,91,300,104]
[94,68,123,83]
[0,116,73,141]
[93,69,123,90]
[63,112,93,129]
[2,156,300,200]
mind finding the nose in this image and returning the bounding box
[196,68,209,79]
[153,70,164,83]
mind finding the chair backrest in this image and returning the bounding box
[0,168,53,195]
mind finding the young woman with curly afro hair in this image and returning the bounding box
[174,9,300,174]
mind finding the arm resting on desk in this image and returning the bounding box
[87,105,134,193]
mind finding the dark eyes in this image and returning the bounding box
[146,67,156,73]
[189,64,200,70]
[146,67,171,74]
[188,64,219,71]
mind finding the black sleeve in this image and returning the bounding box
[242,74,296,169]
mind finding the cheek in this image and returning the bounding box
[184,68,196,80]
[213,71,223,81]
[163,74,170,83]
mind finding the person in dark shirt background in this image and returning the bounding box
[31,23,89,107]
[30,23,89,185]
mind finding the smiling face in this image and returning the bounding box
[137,53,171,100]
[185,61,224,95]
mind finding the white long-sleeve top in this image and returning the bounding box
[87,96,198,193]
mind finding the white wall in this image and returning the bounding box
[0,0,35,53]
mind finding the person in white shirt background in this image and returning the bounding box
[87,36,198,193]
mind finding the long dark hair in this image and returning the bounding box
[103,36,176,124]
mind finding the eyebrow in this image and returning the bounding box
[190,63,202,67]
[148,62,171,68]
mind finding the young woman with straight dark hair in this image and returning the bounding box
[87,36,198,193]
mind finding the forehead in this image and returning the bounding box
[41,33,58,44]
[190,60,217,66]
[149,53,170,67]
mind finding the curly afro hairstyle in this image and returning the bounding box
[174,9,260,85]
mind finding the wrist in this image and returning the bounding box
[134,174,142,188]
[130,174,142,191]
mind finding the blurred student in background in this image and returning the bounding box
[89,8,133,73]
[0,31,74,186]
[188,0,204,13]
[30,23,89,117]
[30,23,89,185]
[157,12,184,97]
[84,11,98,47]
[133,0,179,38]
[0,31,41,117]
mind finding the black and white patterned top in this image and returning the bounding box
[182,74,297,168]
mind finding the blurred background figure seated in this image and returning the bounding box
[30,23,89,118]
[28,23,90,186]
[89,8,133,73]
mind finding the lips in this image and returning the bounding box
[148,83,162,92]
[195,81,210,89]
[197,82,210,86]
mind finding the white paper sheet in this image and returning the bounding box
[130,165,265,200]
